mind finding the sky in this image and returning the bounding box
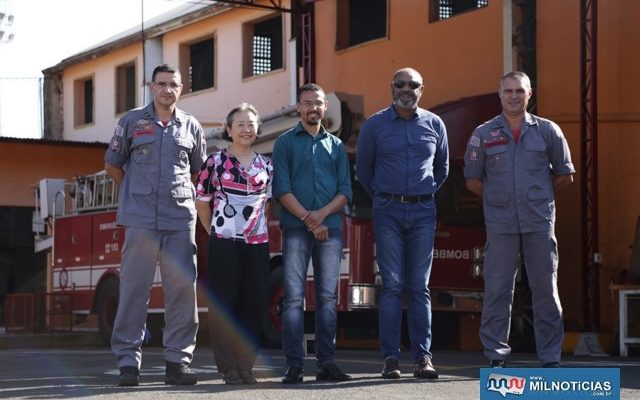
[0,0,188,138]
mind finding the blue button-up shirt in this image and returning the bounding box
[272,122,353,229]
[463,113,575,233]
[356,105,449,198]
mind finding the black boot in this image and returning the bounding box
[165,361,197,385]
[118,366,139,386]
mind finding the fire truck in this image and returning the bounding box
[33,93,502,348]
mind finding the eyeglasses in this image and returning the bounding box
[153,81,182,90]
[392,80,422,90]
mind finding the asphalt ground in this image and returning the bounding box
[0,345,639,400]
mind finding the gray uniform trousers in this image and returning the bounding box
[479,230,564,364]
[111,226,199,368]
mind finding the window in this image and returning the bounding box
[115,62,136,114]
[336,0,387,50]
[430,0,488,22]
[74,76,94,127]
[243,15,283,78]
[179,36,215,93]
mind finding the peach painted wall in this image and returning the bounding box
[538,0,640,331]
[0,141,107,206]
[163,6,293,126]
[63,45,142,143]
[314,0,504,116]
[62,1,293,143]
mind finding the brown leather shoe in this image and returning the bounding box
[413,355,438,379]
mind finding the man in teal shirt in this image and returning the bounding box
[272,83,352,383]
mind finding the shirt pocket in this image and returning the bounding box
[131,135,156,164]
[524,137,549,171]
[485,191,510,206]
[486,145,509,172]
[413,134,437,155]
[174,137,194,169]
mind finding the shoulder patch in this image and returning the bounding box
[469,136,480,147]
[110,136,121,152]
[114,125,124,137]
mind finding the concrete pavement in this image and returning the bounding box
[0,344,639,399]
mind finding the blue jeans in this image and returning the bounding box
[372,195,436,362]
[281,226,343,368]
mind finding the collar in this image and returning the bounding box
[388,104,421,121]
[490,112,538,129]
[143,103,184,124]
[292,121,328,137]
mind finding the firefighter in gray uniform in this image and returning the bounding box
[463,71,574,368]
[104,64,207,386]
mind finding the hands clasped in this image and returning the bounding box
[301,210,329,240]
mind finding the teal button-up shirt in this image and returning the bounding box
[272,122,353,229]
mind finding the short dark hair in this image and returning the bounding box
[151,64,180,82]
[222,103,261,141]
[297,83,325,103]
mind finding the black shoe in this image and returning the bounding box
[238,370,258,385]
[381,357,401,379]
[316,362,352,381]
[165,361,197,385]
[543,362,560,368]
[490,359,506,368]
[414,355,438,379]
[281,366,304,384]
[223,370,243,385]
[118,366,140,386]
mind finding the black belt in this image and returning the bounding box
[380,193,433,204]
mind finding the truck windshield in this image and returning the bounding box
[435,165,484,227]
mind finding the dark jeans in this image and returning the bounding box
[207,235,269,374]
[372,195,437,362]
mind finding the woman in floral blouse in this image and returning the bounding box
[195,103,273,385]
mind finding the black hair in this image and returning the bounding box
[297,83,325,103]
[222,103,261,141]
[151,64,180,82]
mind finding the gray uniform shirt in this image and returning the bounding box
[104,103,207,231]
[463,113,574,234]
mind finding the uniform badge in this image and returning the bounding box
[110,136,121,152]
[179,150,187,159]
[469,136,480,147]
[133,118,155,138]
[133,119,153,131]
[114,125,124,137]
[490,130,501,137]
[469,148,478,162]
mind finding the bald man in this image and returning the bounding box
[356,67,449,379]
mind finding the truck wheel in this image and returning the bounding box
[263,266,284,348]
[96,277,119,346]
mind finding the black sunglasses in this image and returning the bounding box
[392,80,422,90]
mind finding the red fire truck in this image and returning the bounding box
[34,93,502,347]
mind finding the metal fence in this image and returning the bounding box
[5,292,74,333]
